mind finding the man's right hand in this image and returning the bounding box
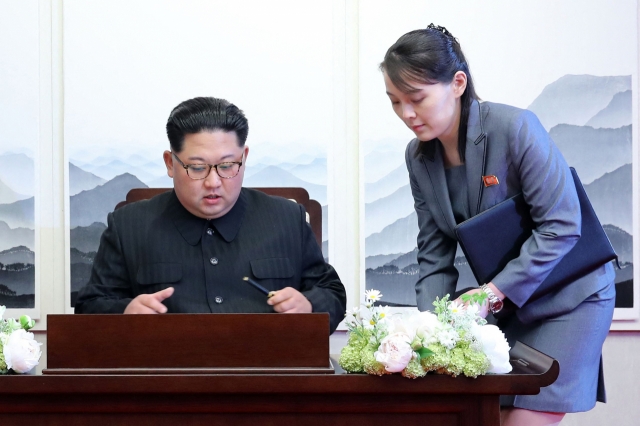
[124,287,174,314]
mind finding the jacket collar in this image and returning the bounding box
[210,189,247,242]
[169,189,247,245]
[419,100,488,236]
[465,100,488,216]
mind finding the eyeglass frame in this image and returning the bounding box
[171,151,245,180]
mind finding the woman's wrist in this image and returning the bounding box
[486,282,505,300]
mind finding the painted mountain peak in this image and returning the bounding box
[0,178,29,204]
[528,75,631,130]
[585,90,632,129]
[550,124,631,184]
[0,220,34,252]
[0,152,34,197]
[69,162,106,196]
[70,173,147,228]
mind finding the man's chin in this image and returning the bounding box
[198,203,231,220]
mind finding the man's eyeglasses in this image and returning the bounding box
[171,151,244,180]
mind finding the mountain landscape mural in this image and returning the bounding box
[365,74,634,311]
[67,149,328,306]
[0,151,36,308]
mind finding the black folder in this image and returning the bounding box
[454,167,617,303]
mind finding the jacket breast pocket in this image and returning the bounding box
[136,263,182,286]
[250,258,295,280]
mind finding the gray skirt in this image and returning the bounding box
[499,278,615,413]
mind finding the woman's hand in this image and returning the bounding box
[455,288,489,318]
[455,283,506,318]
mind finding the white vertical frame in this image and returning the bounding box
[27,0,66,327]
[331,0,361,315]
[612,1,640,329]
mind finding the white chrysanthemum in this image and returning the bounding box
[436,324,459,350]
[448,300,465,315]
[360,307,375,330]
[365,289,382,302]
[477,324,512,373]
[376,305,391,323]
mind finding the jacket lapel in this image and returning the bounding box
[465,100,488,216]
[421,141,457,237]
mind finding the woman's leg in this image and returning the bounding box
[501,408,565,426]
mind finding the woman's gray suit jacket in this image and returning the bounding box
[405,100,614,323]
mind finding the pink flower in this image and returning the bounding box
[3,329,42,374]
[374,332,413,372]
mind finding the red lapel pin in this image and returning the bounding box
[482,175,499,187]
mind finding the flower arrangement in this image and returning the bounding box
[0,306,42,374]
[339,290,512,378]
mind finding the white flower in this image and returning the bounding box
[374,332,413,372]
[414,311,440,346]
[476,325,512,374]
[436,324,459,350]
[375,305,391,323]
[448,300,464,314]
[365,289,382,302]
[464,303,479,317]
[359,307,375,330]
[3,329,42,374]
[0,305,5,321]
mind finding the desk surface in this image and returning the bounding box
[0,350,558,426]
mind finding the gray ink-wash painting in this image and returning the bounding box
[68,147,328,306]
[365,75,634,311]
[0,150,36,308]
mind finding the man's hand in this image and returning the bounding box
[267,287,312,313]
[124,287,174,314]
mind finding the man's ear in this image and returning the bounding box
[163,150,174,178]
[452,71,468,98]
[243,145,249,163]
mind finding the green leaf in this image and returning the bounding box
[417,347,434,360]
[20,315,34,330]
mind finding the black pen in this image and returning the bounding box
[242,277,277,298]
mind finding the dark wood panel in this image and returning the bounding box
[46,313,330,371]
[0,413,461,426]
[1,325,558,426]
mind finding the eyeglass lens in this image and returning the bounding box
[187,162,241,179]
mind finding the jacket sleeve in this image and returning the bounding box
[490,109,581,308]
[406,142,459,312]
[74,211,133,314]
[296,204,347,334]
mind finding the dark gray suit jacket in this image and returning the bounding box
[406,100,614,323]
[75,188,347,333]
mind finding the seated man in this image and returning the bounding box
[75,97,347,333]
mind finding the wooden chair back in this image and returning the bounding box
[115,187,323,247]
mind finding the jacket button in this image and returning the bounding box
[210,257,218,265]
[206,228,214,236]
[215,296,223,304]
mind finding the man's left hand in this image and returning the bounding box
[267,287,312,313]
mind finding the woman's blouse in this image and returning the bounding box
[444,165,471,225]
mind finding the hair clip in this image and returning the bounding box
[426,23,456,40]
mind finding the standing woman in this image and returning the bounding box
[381,25,615,426]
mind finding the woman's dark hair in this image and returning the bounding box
[380,24,479,160]
[166,97,249,152]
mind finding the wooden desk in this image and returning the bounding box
[0,348,557,426]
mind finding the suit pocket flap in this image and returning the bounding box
[250,258,294,279]
[136,263,182,285]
